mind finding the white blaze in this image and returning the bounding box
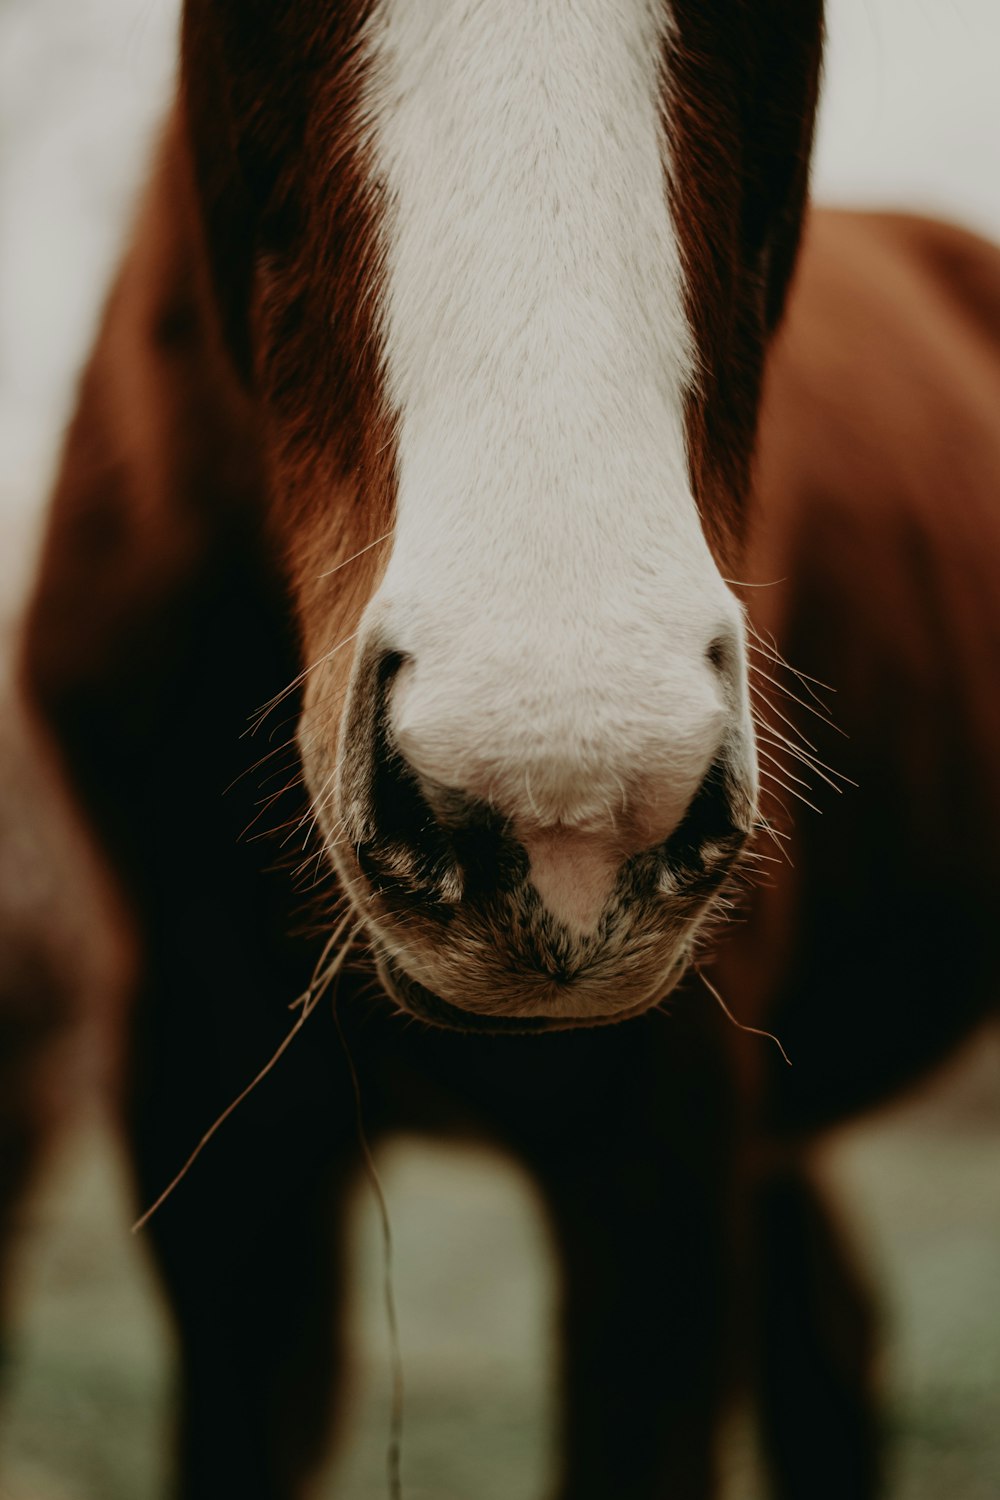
[360,0,747,854]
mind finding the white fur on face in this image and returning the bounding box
[360,0,753,858]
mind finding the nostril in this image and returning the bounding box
[662,758,749,880]
[706,631,738,679]
[341,647,464,903]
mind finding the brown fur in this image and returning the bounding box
[0,687,131,1358]
[8,6,1000,1497]
[731,211,1000,1129]
[668,1,824,567]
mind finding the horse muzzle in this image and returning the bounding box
[309,647,755,1032]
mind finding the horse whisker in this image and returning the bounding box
[132,914,359,1232]
[697,967,792,1066]
[315,529,393,580]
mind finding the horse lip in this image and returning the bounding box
[378,954,562,1033]
[375,949,686,1035]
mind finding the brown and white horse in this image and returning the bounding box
[11,0,1000,1495]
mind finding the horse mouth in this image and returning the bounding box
[374,948,689,1035]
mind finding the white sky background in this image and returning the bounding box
[0,0,998,581]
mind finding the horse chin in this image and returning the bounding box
[374,948,690,1036]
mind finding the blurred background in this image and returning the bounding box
[1,1,998,1496]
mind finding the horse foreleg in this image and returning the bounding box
[515,1022,739,1500]
[753,1160,882,1500]
[128,972,361,1500]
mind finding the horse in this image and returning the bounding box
[10,1,1000,1495]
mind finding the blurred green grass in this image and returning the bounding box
[0,1029,997,1500]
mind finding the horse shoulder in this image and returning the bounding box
[731,209,1000,1130]
[754,207,1000,751]
[21,112,267,726]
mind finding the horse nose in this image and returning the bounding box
[386,633,740,835]
[334,625,756,929]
